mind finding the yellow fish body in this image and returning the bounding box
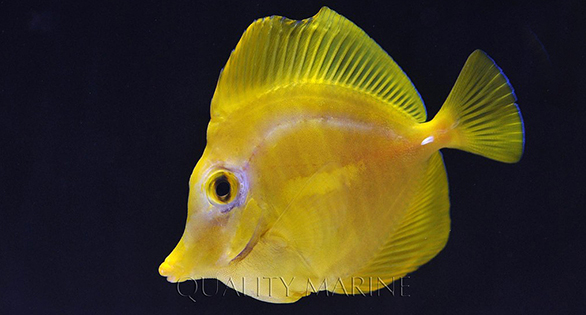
[159,7,524,303]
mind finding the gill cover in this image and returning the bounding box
[159,162,265,282]
[199,166,265,262]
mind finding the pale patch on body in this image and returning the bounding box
[246,115,400,163]
[264,116,398,144]
[249,115,395,200]
[282,161,366,198]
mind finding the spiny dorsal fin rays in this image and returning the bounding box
[211,7,427,122]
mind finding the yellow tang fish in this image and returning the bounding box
[159,7,524,303]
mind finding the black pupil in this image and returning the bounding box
[215,178,231,199]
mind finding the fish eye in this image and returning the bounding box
[215,178,231,198]
[205,170,239,205]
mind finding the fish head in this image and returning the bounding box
[158,148,265,283]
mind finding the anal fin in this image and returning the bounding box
[332,152,450,294]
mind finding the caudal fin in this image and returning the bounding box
[434,50,524,163]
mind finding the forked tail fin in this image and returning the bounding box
[433,50,524,163]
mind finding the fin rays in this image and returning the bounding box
[435,50,524,163]
[331,153,450,293]
[211,7,426,122]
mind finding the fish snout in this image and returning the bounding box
[158,260,186,283]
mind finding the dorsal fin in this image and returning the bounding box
[211,7,427,122]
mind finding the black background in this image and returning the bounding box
[2,0,585,314]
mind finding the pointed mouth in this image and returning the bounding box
[158,261,185,283]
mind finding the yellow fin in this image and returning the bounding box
[435,50,524,163]
[211,7,427,122]
[332,152,450,294]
